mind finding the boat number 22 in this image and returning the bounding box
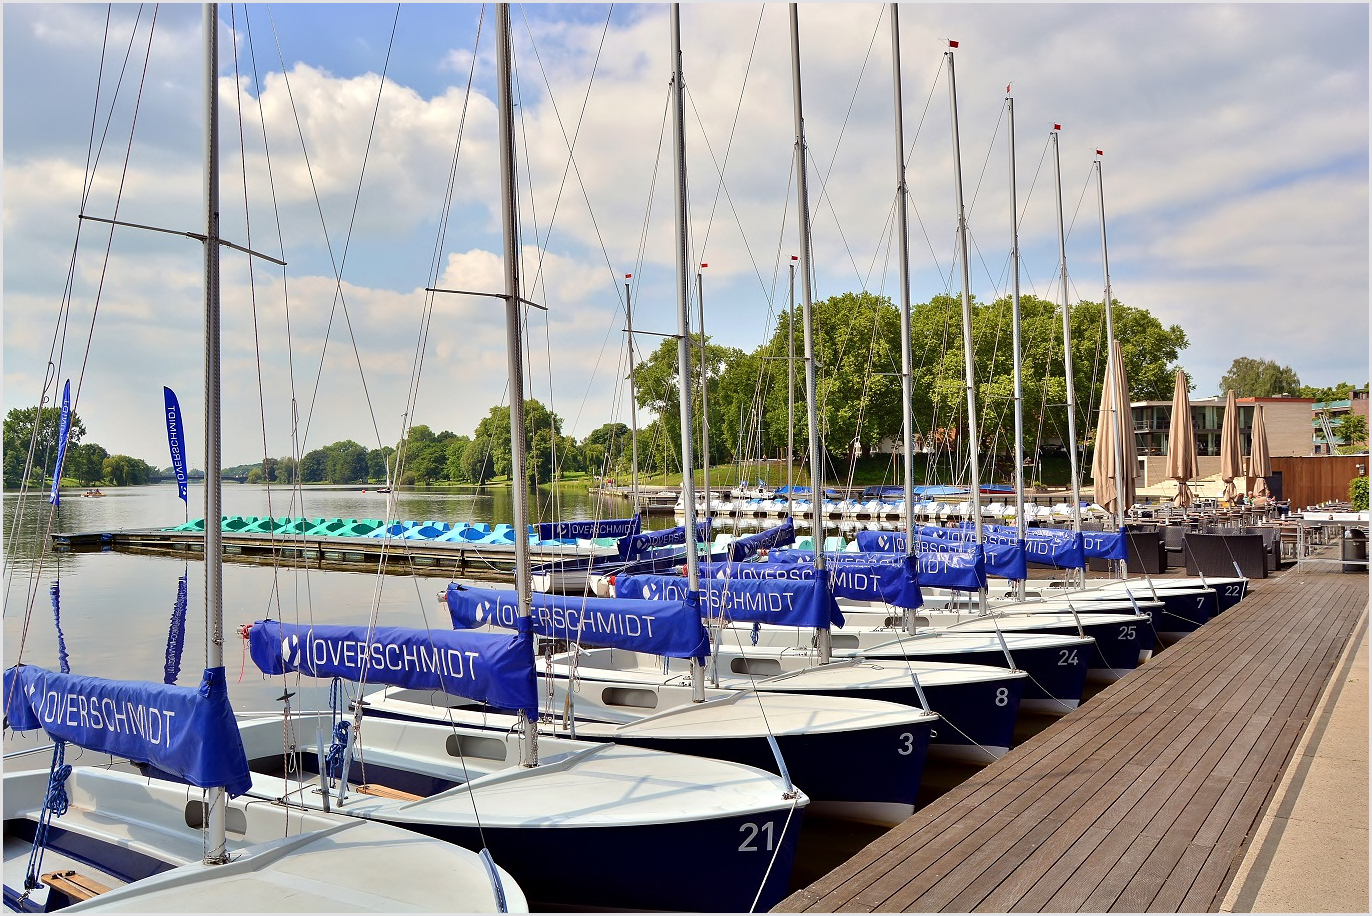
[739,821,775,852]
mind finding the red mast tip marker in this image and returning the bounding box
[948,39,959,48]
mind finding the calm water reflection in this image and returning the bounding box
[3,482,635,718]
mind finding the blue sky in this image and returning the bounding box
[4,3,1368,469]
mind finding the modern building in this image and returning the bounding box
[1312,388,1370,454]
[1131,395,1317,488]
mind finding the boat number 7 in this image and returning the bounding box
[739,821,775,852]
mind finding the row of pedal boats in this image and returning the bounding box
[5,569,1248,912]
[676,496,1116,523]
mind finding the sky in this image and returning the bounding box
[4,2,1368,470]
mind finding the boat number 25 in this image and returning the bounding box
[739,821,775,852]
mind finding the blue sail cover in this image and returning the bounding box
[969,523,1085,569]
[1082,527,1128,560]
[445,584,709,660]
[537,515,640,541]
[615,573,844,629]
[729,517,795,561]
[617,519,712,560]
[4,665,252,797]
[851,530,987,590]
[857,527,1026,581]
[699,554,922,609]
[248,619,537,716]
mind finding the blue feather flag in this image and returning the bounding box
[164,387,189,503]
[48,381,71,506]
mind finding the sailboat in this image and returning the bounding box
[2,7,525,912]
[364,4,940,826]
[218,7,817,911]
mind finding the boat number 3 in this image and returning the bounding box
[738,821,775,852]
[1119,625,1136,641]
[995,687,1010,706]
[1058,648,1078,666]
[898,732,915,755]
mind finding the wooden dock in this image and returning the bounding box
[52,528,603,583]
[777,564,1368,913]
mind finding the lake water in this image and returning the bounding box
[3,482,650,715]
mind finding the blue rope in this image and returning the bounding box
[323,677,351,778]
[24,741,72,893]
[751,621,761,646]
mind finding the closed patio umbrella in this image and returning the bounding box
[1165,368,1197,508]
[1249,405,1271,499]
[1219,389,1242,502]
[1091,339,1137,516]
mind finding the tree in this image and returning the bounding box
[101,455,153,486]
[1299,381,1356,403]
[66,442,109,486]
[299,449,327,483]
[324,440,369,484]
[1336,414,1368,454]
[632,333,746,468]
[3,404,87,488]
[444,436,473,482]
[1218,357,1301,397]
[366,446,393,483]
[469,400,564,482]
[461,436,496,484]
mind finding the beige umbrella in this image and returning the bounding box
[1219,389,1242,502]
[1165,368,1197,508]
[1091,339,1137,516]
[1249,405,1272,498]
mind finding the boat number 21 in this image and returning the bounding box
[739,821,775,852]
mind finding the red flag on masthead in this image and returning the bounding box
[791,255,798,261]
[625,273,632,279]
[1053,123,1062,131]
[1096,149,1104,156]
[700,263,708,268]
[948,39,959,48]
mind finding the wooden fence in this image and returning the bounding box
[1270,455,1367,509]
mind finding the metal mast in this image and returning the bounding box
[947,45,987,613]
[697,270,711,521]
[495,3,538,760]
[669,5,705,700]
[1096,154,1127,577]
[790,3,828,663]
[625,277,639,511]
[891,5,915,562]
[1008,93,1026,600]
[1051,128,1083,543]
[787,260,796,519]
[202,2,228,865]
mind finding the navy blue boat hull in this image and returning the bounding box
[895,642,1090,712]
[408,810,803,912]
[613,720,932,812]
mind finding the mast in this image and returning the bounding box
[1007,93,1026,601]
[495,3,538,760]
[697,270,711,521]
[202,1,228,866]
[947,44,987,613]
[1051,127,1083,544]
[890,4,917,629]
[625,277,639,511]
[1096,154,1126,577]
[787,259,795,519]
[790,3,828,663]
[669,4,705,700]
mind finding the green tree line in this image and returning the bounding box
[3,406,157,489]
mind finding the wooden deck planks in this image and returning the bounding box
[775,568,1367,913]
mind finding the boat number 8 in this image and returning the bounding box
[995,687,1009,706]
[898,732,915,755]
[739,821,775,852]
